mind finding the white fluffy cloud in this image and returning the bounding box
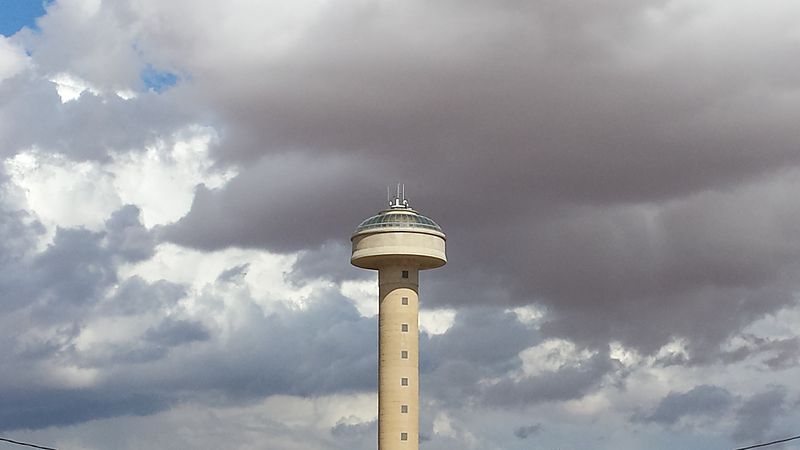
[0,36,29,82]
[3,125,233,234]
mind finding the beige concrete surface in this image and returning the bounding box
[378,267,419,449]
[351,230,446,270]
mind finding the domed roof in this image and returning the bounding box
[354,210,443,235]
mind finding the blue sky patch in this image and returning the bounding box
[141,64,179,93]
[0,0,53,36]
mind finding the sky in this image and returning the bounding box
[1,0,800,449]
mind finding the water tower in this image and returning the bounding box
[351,185,446,450]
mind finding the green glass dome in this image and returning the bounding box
[354,210,443,234]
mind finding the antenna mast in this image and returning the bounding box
[388,182,411,209]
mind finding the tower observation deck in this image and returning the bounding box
[351,187,446,450]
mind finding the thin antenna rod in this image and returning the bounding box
[402,183,405,201]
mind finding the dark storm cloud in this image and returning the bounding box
[0,293,543,431]
[761,339,800,370]
[0,198,542,431]
[182,0,800,194]
[0,207,46,308]
[0,205,156,314]
[104,205,157,263]
[150,0,800,356]
[719,335,800,369]
[0,203,189,428]
[0,281,371,430]
[161,154,388,253]
[32,227,116,307]
[634,385,734,425]
[29,205,156,316]
[483,350,617,407]
[93,290,379,401]
[420,307,538,406]
[1,267,544,431]
[0,203,45,257]
[423,307,535,370]
[0,206,153,305]
[100,276,185,316]
[287,241,368,285]
[514,424,542,439]
[732,386,787,443]
[144,318,210,347]
[0,389,170,432]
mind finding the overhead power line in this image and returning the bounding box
[2,431,798,450]
[0,437,58,450]
[735,434,800,450]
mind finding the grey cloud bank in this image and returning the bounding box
[152,0,800,358]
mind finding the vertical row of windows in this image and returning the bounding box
[399,281,410,443]
[400,403,408,445]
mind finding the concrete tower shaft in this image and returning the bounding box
[351,195,446,450]
[378,266,420,449]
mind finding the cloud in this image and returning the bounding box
[732,386,787,443]
[635,385,735,426]
[330,418,376,440]
[16,0,141,92]
[288,241,367,285]
[0,203,181,429]
[0,389,170,432]
[483,350,616,407]
[0,76,195,160]
[5,0,800,359]
[420,307,537,406]
[143,318,210,347]
[135,0,800,359]
[0,204,155,314]
[513,423,542,439]
[161,153,386,253]
[0,36,29,82]
[720,335,800,369]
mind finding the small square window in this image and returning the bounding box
[400,432,408,441]
[401,297,408,305]
[401,405,408,413]
[401,377,408,386]
[401,323,409,332]
[401,350,408,359]
[401,270,409,279]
